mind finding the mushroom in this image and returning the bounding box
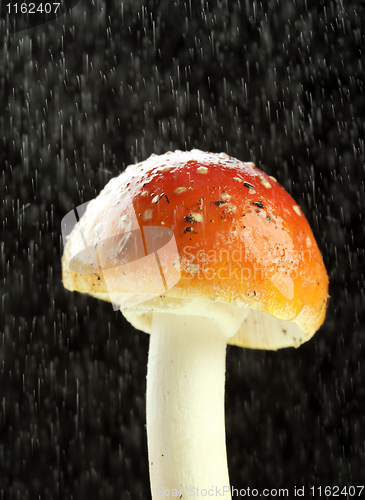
[61,150,329,499]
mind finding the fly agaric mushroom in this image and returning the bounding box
[62,150,329,499]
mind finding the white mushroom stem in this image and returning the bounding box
[146,312,233,500]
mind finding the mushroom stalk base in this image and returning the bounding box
[147,312,232,500]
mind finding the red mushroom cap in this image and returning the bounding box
[62,150,329,348]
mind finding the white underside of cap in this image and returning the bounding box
[120,296,306,349]
[122,296,250,342]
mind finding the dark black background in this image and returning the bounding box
[1,0,364,498]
